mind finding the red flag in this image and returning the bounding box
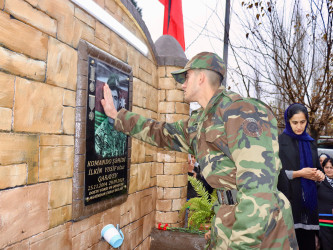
[159,0,185,50]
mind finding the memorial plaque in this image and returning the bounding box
[85,57,129,205]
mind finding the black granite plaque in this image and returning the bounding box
[85,57,129,205]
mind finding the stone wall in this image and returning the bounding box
[155,65,189,227]
[0,0,189,249]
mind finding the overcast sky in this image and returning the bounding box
[135,0,250,104]
[135,0,229,59]
[135,1,231,110]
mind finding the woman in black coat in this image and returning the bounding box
[277,103,325,249]
[317,157,333,250]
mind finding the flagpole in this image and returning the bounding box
[222,0,230,86]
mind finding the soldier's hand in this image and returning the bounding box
[204,230,211,240]
[101,83,118,119]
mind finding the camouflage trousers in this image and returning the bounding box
[207,192,298,249]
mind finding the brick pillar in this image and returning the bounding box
[154,35,189,227]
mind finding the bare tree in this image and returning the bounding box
[229,0,333,139]
[183,0,332,139]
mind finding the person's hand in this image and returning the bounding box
[204,230,211,240]
[295,167,320,181]
[101,83,118,119]
[314,169,325,182]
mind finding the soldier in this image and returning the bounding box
[101,52,298,249]
[95,73,127,157]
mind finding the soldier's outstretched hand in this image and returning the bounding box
[101,83,118,119]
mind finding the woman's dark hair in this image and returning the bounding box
[322,157,333,168]
[287,103,309,122]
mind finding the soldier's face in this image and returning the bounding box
[182,69,200,102]
[111,90,119,110]
[289,112,307,135]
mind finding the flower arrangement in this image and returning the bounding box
[158,223,169,231]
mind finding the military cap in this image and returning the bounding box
[171,52,226,84]
[107,73,120,90]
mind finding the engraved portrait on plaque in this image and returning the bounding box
[85,57,129,205]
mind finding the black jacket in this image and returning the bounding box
[317,177,333,214]
[277,132,321,227]
[317,177,333,250]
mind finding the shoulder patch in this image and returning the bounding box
[242,118,263,137]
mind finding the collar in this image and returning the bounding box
[190,86,226,115]
[204,85,226,112]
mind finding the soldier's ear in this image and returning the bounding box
[198,71,206,85]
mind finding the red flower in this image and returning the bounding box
[163,223,168,231]
[158,223,162,230]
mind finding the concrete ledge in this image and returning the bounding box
[150,228,206,250]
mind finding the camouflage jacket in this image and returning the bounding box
[114,86,297,249]
[95,118,127,158]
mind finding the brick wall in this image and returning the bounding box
[0,0,189,249]
[156,66,189,227]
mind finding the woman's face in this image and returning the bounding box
[324,161,333,178]
[289,112,307,135]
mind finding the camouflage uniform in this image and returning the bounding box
[113,52,298,249]
[95,72,127,157]
[95,117,127,157]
